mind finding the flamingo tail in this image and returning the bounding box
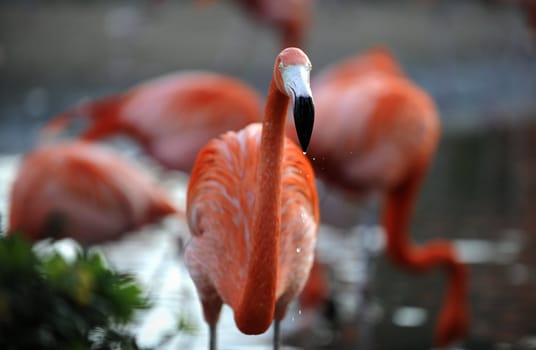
[148,195,184,222]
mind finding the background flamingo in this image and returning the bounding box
[184,47,318,350]
[41,72,263,172]
[197,0,312,48]
[8,141,180,246]
[289,48,468,347]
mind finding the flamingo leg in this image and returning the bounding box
[209,323,217,350]
[273,319,281,350]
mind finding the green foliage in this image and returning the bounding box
[0,234,150,350]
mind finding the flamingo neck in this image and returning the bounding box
[234,79,289,335]
[382,167,456,269]
[382,173,421,265]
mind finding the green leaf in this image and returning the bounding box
[0,234,151,350]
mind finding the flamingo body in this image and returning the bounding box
[310,65,440,198]
[186,123,319,332]
[43,72,263,172]
[8,142,178,245]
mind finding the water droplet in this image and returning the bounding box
[312,157,316,161]
[296,247,301,253]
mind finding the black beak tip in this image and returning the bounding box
[293,96,314,153]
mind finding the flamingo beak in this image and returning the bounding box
[293,95,314,153]
[281,63,314,153]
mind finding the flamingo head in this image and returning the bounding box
[275,47,314,153]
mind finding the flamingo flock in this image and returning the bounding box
[2,1,477,349]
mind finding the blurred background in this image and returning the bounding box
[1,0,535,349]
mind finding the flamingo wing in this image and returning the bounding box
[275,136,319,317]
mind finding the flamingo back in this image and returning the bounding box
[312,47,405,88]
[185,123,319,317]
[114,72,263,170]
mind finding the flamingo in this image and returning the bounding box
[41,72,263,172]
[197,0,313,48]
[289,48,468,347]
[7,141,180,245]
[184,47,318,350]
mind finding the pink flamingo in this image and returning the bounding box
[185,47,318,350]
[41,72,263,172]
[8,141,180,245]
[290,47,468,347]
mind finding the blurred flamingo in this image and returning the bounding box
[290,48,468,347]
[7,141,180,246]
[197,0,313,48]
[42,72,263,172]
[185,47,318,350]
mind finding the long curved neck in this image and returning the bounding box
[234,79,289,334]
[382,164,468,345]
[382,169,422,265]
[382,165,455,270]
